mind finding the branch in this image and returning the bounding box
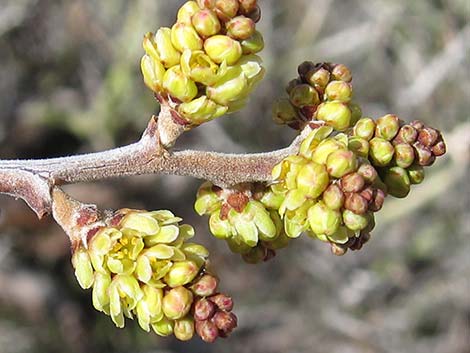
[0,107,311,218]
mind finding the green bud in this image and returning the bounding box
[152,316,175,337]
[226,15,256,40]
[289,84,320,107]
[206,65,248,105]
[311,138,346,165]
[343,210,369,231]
[325,80,352,103]
[408,165,425,184]
[353,118,376,141]
[308,201,341,236]
[375,114,400,141]
[305,67,330,90]
[141,55,166,93]
[326,150,358,178]
[316,102,352,131]
[163,65,198,102]
[272,98,298,124]
[162,286,194,320]
[174,317,195,341]
[72,248,94,289]
[296,162,330,198]
[369,137,395,167]
[179,95,228,124]
[177,2,201,25]
[164,260,200,287]
[240,30,264,54]
[171,23,203,52]
[155,27,181,68]
[192,9,221,37]
[322,184,345,210]
[331,64,352,82]
[383,166,411,198]
[204,35,242,65]
[394,143,415,169]
[348,102,362,125]
[348,136,369,158]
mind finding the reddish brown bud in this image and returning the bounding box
[359,187,374,203]
[357,163,378,184]
[298,61,315,80]
[245,4,261,23]
[341,173,365,193]
[213,311,238,333]
[344,193,368,215]
[370,189,386,212]
[432,140,446,156]
[413,143,435,166]
[209,294,234,312]
[196,320,219,343]
[191,274,219,297]
[417,127,439,147]
[194,298,216,321]
[394,124,418,145]
[410,120,424,130]
[331,243,347,256]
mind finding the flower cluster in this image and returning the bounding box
[71,208,236,342]
[272,62,362,131]
[194,182,290,263]
[141,0,265,127]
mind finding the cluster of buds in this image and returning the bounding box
[350,116,446,198]
[194,182,290,263]
[273,62,362,131]
[141,0,265,127]
[71,208,236,342]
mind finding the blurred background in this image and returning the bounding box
[0,0,469,352]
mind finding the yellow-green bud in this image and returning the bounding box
[353,118,376,140]
[143,32,160,62]
[192,9,221,37]
[72,248,94,289]
[394,143,415,169]
[238,54,265,88]
[206,66,248,105]
[226,15,256,40]
[162,286,194,320]
[141,55,166,93]
[308,201,341,236]
[163,65,198,102]
[179,95,228,125]
[181,49,219,86]
[349,102,362,125]
[272,98,298,124]
[369,137,395,167]
[331,64,352,82]
[348,136,369,158]
[171,23,203,52]
[155,27,181,68]
[241,30,264,54]
[92,271,112,312]
[322,184,345,210]
[408,165,425,184]
[375,114,400,141]
[296,162,330,198]
[325,81,352,103]
[316,102,352,131]
[326,150,358,178]
[383,166,411,198]
[311,138,346,165]
[209,210,232,239]
[164,260,200,287]
[174,317,195,341]
[214,0,239,21]
[136,285,164,332]
[306,67,330,90]
[343,210,369,231]
[289,84,320,108]
[328,226,353,244]
[177,1,201,25]
[204,35,242,65]
[152,316,175,337]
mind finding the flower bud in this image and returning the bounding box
[215,0,239,21]
[192,9,222,37]
[171,23,203,52]
[162,286,194,320]
[163,65,198,102]
[226,16,256,40]
[209,293,234,311]
[143,32,161,62]
[308,201,341,236]
[417,126,439,147]
[344,193,368,214]
[325,81,352,103]
[181,49,219,85]
[328,226,353,245]
[213,311,238,333]
[179,95,228,125]
[357,163,378,184]
[408,165,425,184]
[152,317,175,337]
[383,166,410,198]
[306,67,330,91]
[245,4,261,23]
[349,102,362,125]
[296,162,330,198]
[331,64,352,82]
[164,260,200,287]
[432,141,446,157]
[194,298,217,320]
[72,248,94,289]
[326,150,358,178]
[322,184,345,210]
[348,136,369,158]
[272,98,298,124]
[311,138,346,165]
[369,137,395,167]
[343,210,369,231]
[375,114,400,141]
[341,172,365,193]
[155,27,181,68]
[197,0,216,9]
[394,124,418,144]
[353,118,376,141]
[413,143,435,166]
[394,143,415,169]
[191,274,219,297]
[195,320,219,343]
[207,66,248,105]
[331,243,348,256]
[204,35,243,65]
[141,55,166,93]
[239,0,258,14]
[241,30,264,54]
[316,102,352,131]
[174,317,195,341]
[177,1,201,25]
[289,84,320,107]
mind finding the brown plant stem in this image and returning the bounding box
[0,108,311,218]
